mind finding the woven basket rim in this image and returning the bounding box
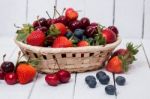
[14,36,121,54]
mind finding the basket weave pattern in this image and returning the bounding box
[15,37,121,73]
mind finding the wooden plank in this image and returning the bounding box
[142,39,150,64]
[144,0,150,39]
[0,37,37,99]
[115,0,144,38]
[0,0,26,37]
[115,39,150,99]
[29,74,76,99]
[27,0,55,23]
[74,39,150,99]
[74,70,116,99]
[85,0,114,26]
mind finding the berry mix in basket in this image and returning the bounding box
[16,8,118,48]
[0,6,141,97]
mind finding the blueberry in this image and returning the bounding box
[87,80,97,88]
[85,75,96,83]
[65,31,73,38]
[96,71,106,79]
[98,74,110,85]
[116,76,126,86]
[105,85,116,95]
[74,29,85,39]
[85,75,97,88]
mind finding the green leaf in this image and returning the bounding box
[16,33,29,42]
[16,24,34,42]
[47,25,60,36]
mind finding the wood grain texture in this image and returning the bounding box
[114,0,144,38]
[0,37,37,99]
[29,74,76,99]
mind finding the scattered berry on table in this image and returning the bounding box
[116,76,126,86]
[105,85,116,95]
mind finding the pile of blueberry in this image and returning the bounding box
[85,71,126,95]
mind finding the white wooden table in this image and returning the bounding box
[0,0,150,99]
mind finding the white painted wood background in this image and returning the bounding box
[0,0,150,99]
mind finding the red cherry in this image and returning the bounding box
[0,70,5,80]
[57,16,68,25]
[4,72,18,85]
[90,22,98,26]
[80,17,90,29]
[1,61,15,73]
[35,26,48,33]
[68,20,81,31]
[47,18,58,27]
[108,26,119,36]
[85,26,98,37]
[45,73,60,86]
[57,70,71,83]
[102,28,117,44]
[112,49,128,57]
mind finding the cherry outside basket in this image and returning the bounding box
[15,37,121,73]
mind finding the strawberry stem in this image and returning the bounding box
[3,54,6,62]
[46,11,51,19]
[112,73,117,96]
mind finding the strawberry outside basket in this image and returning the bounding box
[15,37,121,73]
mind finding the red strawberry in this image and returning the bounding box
[52,36,73,48]
[54,23,67,36]
[77,40,89,47]
[26,30,46,46]
[16,63,36,84]
[65,8,78,21]
[107,43,140,73]
[106,56,124,73]
[102,28,117,44]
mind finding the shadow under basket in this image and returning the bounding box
[15,37,121,73]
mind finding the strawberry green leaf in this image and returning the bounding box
[47,25,60,36]
[16,24,34,42]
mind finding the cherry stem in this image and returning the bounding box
[62,8,66,15]
[53,6,56,19]
[3,54,6,62]
[46,11,51,19]
[54,6,61,16]
[112,73,117,96]
[14,24,21,28]
[37,16,42,27]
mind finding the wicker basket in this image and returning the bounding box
[15,37,121,73]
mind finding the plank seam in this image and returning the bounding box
[141,43,150,68]
[112,0,116,25]
[73,73,77,99]
[27,74,39,99]
[142,0,146,39]
[26,0,29,22]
